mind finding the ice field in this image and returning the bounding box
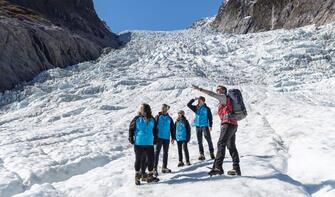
[0,23,335,197]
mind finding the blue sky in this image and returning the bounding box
[93,0,223,33]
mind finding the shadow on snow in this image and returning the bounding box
[158,156,334,196]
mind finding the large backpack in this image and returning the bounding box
[227,89,248,121]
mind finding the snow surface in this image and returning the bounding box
[0,23,335,197]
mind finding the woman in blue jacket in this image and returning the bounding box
[129,103,159,185]
[154,104,175,175]
[175,110,191,167]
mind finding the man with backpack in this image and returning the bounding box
[192,85,247,176]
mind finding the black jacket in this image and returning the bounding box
[187,99,213,128]
[155,112,176,140]
[174,116,191,142]
[129,115,158,144]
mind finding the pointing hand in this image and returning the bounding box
[192,84,200,90]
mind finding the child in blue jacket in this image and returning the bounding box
[174,110,191,166]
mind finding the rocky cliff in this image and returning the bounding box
[0,0,119,91]
[212,0,335,33]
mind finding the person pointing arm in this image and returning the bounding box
[192,85,227,105]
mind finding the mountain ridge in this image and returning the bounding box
[0,0,119,92]
[212,0,335,33]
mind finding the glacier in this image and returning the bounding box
[0,23,335,197]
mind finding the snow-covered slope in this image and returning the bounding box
[0,23,335,197]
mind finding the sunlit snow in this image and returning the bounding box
[0,23,335,197]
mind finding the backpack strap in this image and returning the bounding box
[223,96,235,119]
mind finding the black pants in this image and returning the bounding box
[140,155,148,174]
[154,138,170,168]
[214,123,240,169]
[196,126,214,155]
[134,145,154,172]
[177,141,190,162]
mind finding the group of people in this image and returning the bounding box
[128,85,241,185]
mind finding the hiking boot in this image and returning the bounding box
[153,168,159,177]
[186,161,191,166]
[208,167,224,176]
[141,172,148,182]
[161,168,172,173]
[198,154,206,161]
[135,171,141,185]
[228,165,241,176]
[177,161,185,167]
[147,172,160,183]
[210,152,215,160]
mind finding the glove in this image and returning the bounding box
[128,137,134,145]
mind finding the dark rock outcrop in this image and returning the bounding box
[212,0,335,34]
[0,0,119,91]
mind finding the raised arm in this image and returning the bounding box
[187,99,197,113]
[192,85,216,96]
[192,85,227,105]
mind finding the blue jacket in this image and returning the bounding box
[175,116,191,142]
[129,115,158,146]
[187,99,213,127]
[155,113,175,140]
